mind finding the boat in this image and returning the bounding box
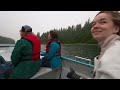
[0,44,94,79]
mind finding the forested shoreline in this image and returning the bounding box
[0,19,97,45]
[0,36,15,44]
[39,19,97,44]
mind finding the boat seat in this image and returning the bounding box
[31,67,61,79]
[31,67,52,79]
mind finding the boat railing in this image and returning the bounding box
[0,44,15,47]
[40,50,94,68]
[61,56,94,68]
[75,56,92,64]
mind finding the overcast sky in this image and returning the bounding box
[0,11,99,42]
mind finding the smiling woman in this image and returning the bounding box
[91,11,120,79]
[91,11,120,42]
[66,11,120,79]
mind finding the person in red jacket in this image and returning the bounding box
[8,25,42,79]
[41,30,62,71]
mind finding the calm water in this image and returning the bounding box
[41,44,100,61]
[0,44,100,61]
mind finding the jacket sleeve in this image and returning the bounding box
[97,45,120,79]
[42,42,60,61]
[11,40,25,66]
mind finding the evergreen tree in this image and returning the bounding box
[40,19,97,44]
[37,32,40,39]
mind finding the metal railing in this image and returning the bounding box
[61,56,94,68]
[0,44,15,47]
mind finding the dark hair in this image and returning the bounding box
[49,30,59,39]
[96,11,120,35]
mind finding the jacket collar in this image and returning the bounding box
[98,34,120,49]
[97,34,120,59]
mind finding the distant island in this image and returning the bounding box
[0,35,15,44]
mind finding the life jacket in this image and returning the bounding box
[46,39,61,56]
[22,34,41,62]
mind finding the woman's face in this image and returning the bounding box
[48,33,52,40]
[20,31,25,37]
[20,31,23,37]
[91,13,119,42]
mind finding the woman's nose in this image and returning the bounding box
[93,23,100,28]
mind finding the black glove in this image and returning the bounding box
[67,68,80,79]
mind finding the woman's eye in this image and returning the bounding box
[100,21,107,24]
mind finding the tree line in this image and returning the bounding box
[38,19,97,44]
[0,19,96,45]
[0,36,15,44]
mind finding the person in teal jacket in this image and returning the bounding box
[41,30,62,71]
[8,25,42,79]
